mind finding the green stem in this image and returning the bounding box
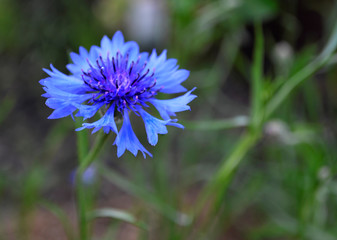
[265,20,337,119]
[78,130,109,172]
[75,130,109,240]
[193,23,264,216]
[194,131,259,215]
[186,131,258,240]
[265,58,325,119]
[251,22,264,129]
[183,116,249,131]
[210,132,259,206]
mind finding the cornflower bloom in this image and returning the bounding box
[40,31,196,158]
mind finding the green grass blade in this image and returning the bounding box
[320,20,337,61]
[88,208,148,231]
[183,116,249,131]
[266,21,337,118]
[251,22,264,129]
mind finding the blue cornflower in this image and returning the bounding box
[40,31,196,158]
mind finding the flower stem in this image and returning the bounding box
[207,131,259,209]
[78,130,109,173]
[75,130,109,240]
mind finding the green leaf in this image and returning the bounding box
[251,22,264,130]
[88,208,148,231]
[266,21,337,118]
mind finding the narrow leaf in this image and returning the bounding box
[89,208,148,230]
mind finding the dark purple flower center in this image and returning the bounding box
[81,51,160,112]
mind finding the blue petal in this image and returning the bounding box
[42,78,92,119]
[121,41,140,64]
[160,85,187,94]
[138,108,171,146]
[45,98,71,109]
[74,102,104,120]
[43,84,92,103]
[98,32,139,66]
[156,58,178,74]
[77,104,118,134]
[146,49,166,72]
[156,69,189,94]
[145,50,189,94]
[149,88,197,120]
[100,35,113,55]
[166,119,184,129]
[66,45,99,75]
[41,64,91,93]
[48,105,77,119]
[134,52,149,72]
[114,108,152,158]
[70,52,86,67]
[111,31,125,53]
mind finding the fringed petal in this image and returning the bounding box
[149,88,197,120]
[77,104,118,134]
[114,108,152,158]
[138,108,171,146]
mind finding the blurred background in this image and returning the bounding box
[1,0,337,239]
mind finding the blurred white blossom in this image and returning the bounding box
[126,0,169,46]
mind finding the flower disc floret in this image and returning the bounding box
[82,52,160,113]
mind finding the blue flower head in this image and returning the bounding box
[40,31,196,158]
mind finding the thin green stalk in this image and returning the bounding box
[193,131,258,215]
[251,22,264,130]
[266,20,337,119]
[193,23,264,214]
[183,116,249,131]
[265,58,325,119]
[76,176,88,240]
[76,120,89,163]
[78,130,109,172]
[75,130,109,240]
[187,132,258,240]
[209,132,259,208]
